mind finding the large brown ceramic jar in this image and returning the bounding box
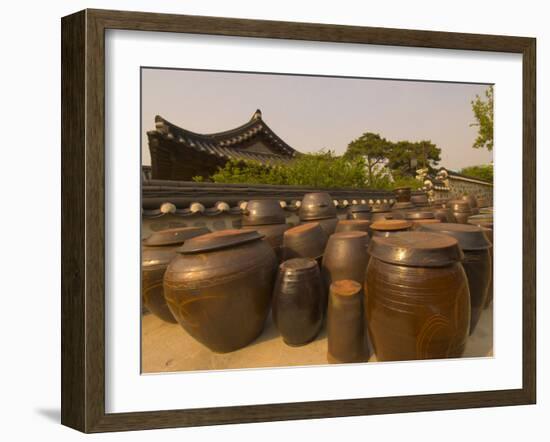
[461,194,480,215]
[272,258,324,346]
[142,226,210,323]
[433,207,457,223]
[163,230,277,353]
[299,192,337,221]
[405,210,439,230]
[321,231,369,295]
[347,204,372,220]
[242,223,290,262]
[468,214,494,309]
[448,200,473,224]
[419,223,491,335]
[365,232,470,361]
[370,203,393,222]
[476,196,489,209]
[335,219,371,234]
[394,187,412,203]
[316,217,339,236]
[283,222,328,262]
[327,280,366,363]
[411,193,429,207]
[242,199,286,226]
[391,201,415,220]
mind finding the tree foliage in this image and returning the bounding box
[459,164,493,183]
[344,133,391,183]
[470,86,494,151]
[209,151,369,188]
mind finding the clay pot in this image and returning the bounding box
[327,280,366,363]
[476,196,489,208]
[299,192,337,221]
[461,194,480,215]
[394,187,412,203]
[447,200,473,224]
[163,230,277,353]
[347,204,372,221]
[391,201,415,220]
[322,231,369,296]
[242,223,290,262]
[369,220,412,237]
[283,222,328,261]
[468,214,494,309]
[272,258,324,346]
[316,217,339,236]
[411,193,429,207]
[433,207,457,223]
[335,219,371,234]
[405,210,438,229]
[242,199,286,226]
[370,203,393,222]
[365,232,470,361]
[142,226,210,323]
[419,223,491,335]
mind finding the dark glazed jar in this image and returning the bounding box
[272,258,324,346]
[142,226,210,323]
[448,200,473,224]
[327,280,366,363]
[242,199,286,226]
[365,232,470,361]
[370,203,393,222]
[242,223,290,262]
[283,222,328,262]
[335,219,371,234]
[433,207,457,223]
[322,231,369,295]
[347,204,372,221]
[461,194,480,215]
[163,230,277,353]
[391,201,415,220]
[411,193,429,207]
[418,223,491,335]
[316,217,339,236]
[394,187,412,203]
[299,192,337,221]
[369,220,412,237]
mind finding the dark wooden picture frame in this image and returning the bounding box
[61,9,536,433]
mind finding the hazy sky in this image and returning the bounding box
[141,68,493,170]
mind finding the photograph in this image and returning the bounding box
[140,68,495,373]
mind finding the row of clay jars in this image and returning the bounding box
[365,232,471,361]
[141,226,210,323]
[163,230,278,353]
[299,192,338,235]
[419,223,492,335]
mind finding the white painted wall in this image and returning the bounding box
[0,0,547,441]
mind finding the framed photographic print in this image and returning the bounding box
[61,9,536,433]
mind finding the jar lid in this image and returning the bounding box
[279,257,318,273]
[179,229,263,254]
[368,232,463,267]
[142,226,210,246]
[405,211,435,220]
[418,223,492,250]
[371,220,412,231]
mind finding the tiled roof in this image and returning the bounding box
[142,179,401,218]
[147,109,297,164]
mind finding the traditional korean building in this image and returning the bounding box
[147,109,298,181]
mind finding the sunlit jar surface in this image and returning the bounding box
[418,223,491,335]
[142,226,210,323]
[365,232,470,362]
[163,230,277,353]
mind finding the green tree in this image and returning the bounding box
[210,150,369,188]
[470,85,494,151]
[459,164,493,183]
[386,140,441,176]
[344,133,391,183]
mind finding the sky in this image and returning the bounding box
[141,68,493,171]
